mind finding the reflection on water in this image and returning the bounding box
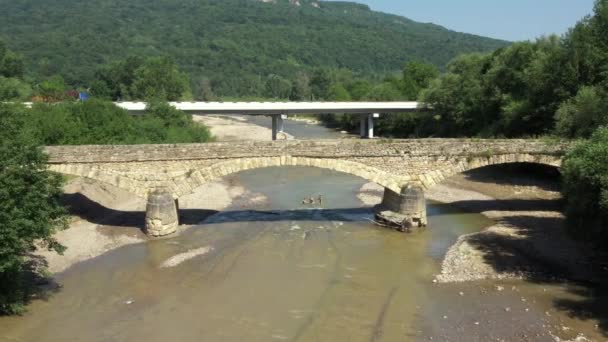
[0,168,602,341]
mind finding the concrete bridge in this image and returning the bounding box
[44,139,569,236]
[115,101,422,140]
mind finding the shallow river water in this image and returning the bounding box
[1,166,605,341]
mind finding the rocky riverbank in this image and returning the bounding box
[358,166,600,284]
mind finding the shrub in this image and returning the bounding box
[562,126,608,242]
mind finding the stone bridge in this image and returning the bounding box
[44,139,569,236]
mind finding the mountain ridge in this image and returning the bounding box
[0,0,509,96]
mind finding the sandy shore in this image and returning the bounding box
[36,176,257,274]
[192,115,292,141]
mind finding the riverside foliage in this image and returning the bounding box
[25,100,212,145]
[0,47,212,314]
[0,104,68,315]
[562,128,608,243]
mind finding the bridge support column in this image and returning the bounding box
[279,114,286,133]
[360,113,378,139]
[360,115,366,137]
[271,115,281,140]
[145,190,178,237]
[367,113,375,139]
[375,185,427,232]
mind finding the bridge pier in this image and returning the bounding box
[271,114,286,141]
[375,185,427,231]
[145,190,179,237]
[359,113,378,139]
[272,115,278,140]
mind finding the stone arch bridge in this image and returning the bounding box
[44,139,569,236]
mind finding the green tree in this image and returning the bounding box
[562,126,608,243]
[0,77,32,101]
[35,75,68,101]
[422,53,501,136]
[144,101,213,143]
[91,56,145,100]
[0,104,67,315]
[327,83,351,101]
[347,80,373,100]
[0,41,24,78]
[401,61,438,100]
[555,86,608,138]
[131,57,190,101]
[264,74,292,99]
[365,82,402,101]
[310,69,331,100]
[289,72,311,101]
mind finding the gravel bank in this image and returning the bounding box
[357,168,595,283]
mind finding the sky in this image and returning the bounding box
[350,0,596,41]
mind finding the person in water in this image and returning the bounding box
[317,194,323,206]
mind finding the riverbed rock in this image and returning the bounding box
[374,210,425,232]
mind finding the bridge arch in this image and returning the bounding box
[416,153,563,189]
[173,156,405,199]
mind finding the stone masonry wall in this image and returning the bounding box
[44,139,570,198]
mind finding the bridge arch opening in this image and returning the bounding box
[176,165,425,233]
[456,162,561,188]
[416,154,562,190]
[425,162,562,218]
[172,156,405,199]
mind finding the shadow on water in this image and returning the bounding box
[61,192,375,229]
[430,198,563,214]
[0,256,62,317]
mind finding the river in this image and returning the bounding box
[0,118,604,341]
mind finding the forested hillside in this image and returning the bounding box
[0,0,507,97]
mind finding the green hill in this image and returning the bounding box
[0,0,508,96]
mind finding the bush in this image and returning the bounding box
[562,127,608,243]
[25,100,213,145]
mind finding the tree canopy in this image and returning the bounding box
[0,0,506,97]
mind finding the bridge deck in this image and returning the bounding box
[114,101,422,114]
